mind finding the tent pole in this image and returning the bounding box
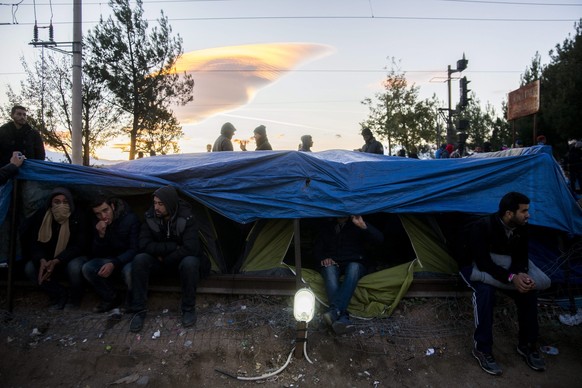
[293,219,302,290]
[6,179,19,312]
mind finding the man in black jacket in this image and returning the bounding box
[460,192,545,376]
[129,185,209,332]
[357,127,383,155]
[0,105,45,166]
[315,215,383,334]
[82,196,140,313]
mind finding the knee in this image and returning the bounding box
[320,264,339,278]
[180,256,201,273]
[67,257,86,276]
[132,253,151,269]
[345,262,366,278]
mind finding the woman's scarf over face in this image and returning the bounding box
[38,203,71,258]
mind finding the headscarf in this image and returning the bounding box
[37,187,73,258]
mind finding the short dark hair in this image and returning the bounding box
[11,105,26,115]
[498,192,530,216]
[89,194,112,209]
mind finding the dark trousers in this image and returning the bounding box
[130,253,202,312]
[460,266,539,354]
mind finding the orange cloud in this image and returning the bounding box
[171,43,333,123]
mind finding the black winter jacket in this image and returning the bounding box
[91,198,140,268]
[0,122,45,165]
[468,214,529,284]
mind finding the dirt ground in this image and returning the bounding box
[1,288,581,388]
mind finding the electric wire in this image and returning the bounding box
[215,346,296,381]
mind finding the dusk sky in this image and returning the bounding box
[0,0,580,160]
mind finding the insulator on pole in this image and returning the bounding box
[49,23,54,41]
[33,23,39,42]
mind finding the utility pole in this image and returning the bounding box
[30,0,83,165]
[71,0,83,165]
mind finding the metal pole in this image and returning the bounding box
[6,180,20,312]
[71,0,83,165]
[447,65,453,145]
[293,219,303,290]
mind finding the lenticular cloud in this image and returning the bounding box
[171,43,333,123]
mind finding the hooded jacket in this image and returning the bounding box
[139,186,204,266]
[91,198,140,268]
[254,125,273,150]
[24,187,88,264]
[212,122,236,152]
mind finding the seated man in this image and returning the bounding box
[23,187,88,309]
[129,185,209,332]
[82,196,140,313]
[315,215,383,334]
[460,192,546,376]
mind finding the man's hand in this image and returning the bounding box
[10,151,25,167]
[98,262,115,278]
[351,215,367,229]
[38,258,60,284]
[95,220,108,238]
[512,272,536,293]
[320,258,337,267]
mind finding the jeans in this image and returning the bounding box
[25,256,88,303]
[82,258,131,303]
[321,261,366,315]
[460,266,539,354]
[130,253,202,312]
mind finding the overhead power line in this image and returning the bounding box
[5,14,578,26]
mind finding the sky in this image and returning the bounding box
[0,0,580,160]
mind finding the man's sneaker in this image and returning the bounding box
[331,315,356,335]
[129,311,146,333]
[182,310,197,328]
[472,348,503,376]
[93,297,121,314]
[322,308,340,327]
[517,345,546,371]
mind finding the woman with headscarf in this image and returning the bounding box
[23,187,88,309]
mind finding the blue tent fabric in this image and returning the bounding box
[1,147,581,235]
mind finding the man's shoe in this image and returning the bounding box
[331,315,356,335]
[129,312,146,333]
[182,310,197,328]
[93,296,120,314]
[49,294,68,310]
[472,348,503,376]
[322,308,340,327]
[517,345,546,371]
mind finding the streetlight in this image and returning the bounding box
[446,53,468,144]
[293,287,316,359]
[215,287,316,381]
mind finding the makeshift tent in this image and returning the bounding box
[1,146,580,317]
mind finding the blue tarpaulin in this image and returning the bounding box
[2,146,581,235]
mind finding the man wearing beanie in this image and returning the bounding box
[212,122,237,152]
[357,127,383,155]
[241,125,273,151]
[299,135,313,152]
[128,185,210,332]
